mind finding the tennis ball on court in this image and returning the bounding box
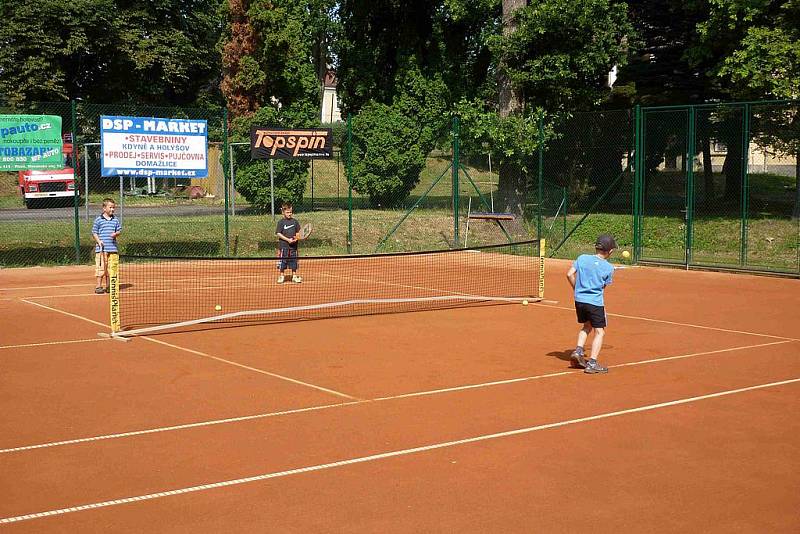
[215,305,222,311]
[522,299,529,306]
[622,250,630,259]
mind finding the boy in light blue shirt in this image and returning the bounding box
[566,234,616,374]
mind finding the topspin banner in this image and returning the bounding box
[250,127,333,159]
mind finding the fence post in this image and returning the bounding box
[452,116,460,247]
[270,159,275,220]
[740,103,751,267]
[229,143,236,216]
[537,114,544,241]
[686,106,696,268]
[347,114,353,253]
[222,108,230,256]
[633,105,642,261]
[71,100,81,263]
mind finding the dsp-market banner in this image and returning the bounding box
[101,116,208,178]
[0,115,63,171]
[250,127,333,159]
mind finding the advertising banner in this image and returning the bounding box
[101,116,208,178]
[250,127,333,159]
[0,115,63,171]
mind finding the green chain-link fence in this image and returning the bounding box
[1,100,797,276]
[634,101,799,275]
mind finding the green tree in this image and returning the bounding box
[490,0,632,213]
[334,0,503,115]
[220,0,335,207]
[701,0,800,216]
[349,67,449,207]
[334,2,465,206]
[0,0,224,106]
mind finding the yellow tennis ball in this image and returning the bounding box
[522,299,528,306]
[215,305,222,311]
[622,250,630,259]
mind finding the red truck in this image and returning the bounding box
[17,134,79,208]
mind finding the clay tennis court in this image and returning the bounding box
[1,258,799,532]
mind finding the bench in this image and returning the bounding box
[464,212,517,246]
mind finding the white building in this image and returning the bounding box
[321,69,342,123]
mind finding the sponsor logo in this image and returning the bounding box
[251,127,332,158]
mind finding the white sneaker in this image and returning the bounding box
[292,275,302,283]
[277,274,285,284]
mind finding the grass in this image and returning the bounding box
[1,162,797,273]
[1,206,796,272]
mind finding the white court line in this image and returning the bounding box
[18,299,360,401]
[24,293,107,299]
[536,302,800,342]
[24,284,248,300]
[376,340,793,401]
[0,283,94,291]
[1,401,361,454]
[322,270,797,342]
[0,274,260,294]
[21,299,108,328]
[2,339,789,454]
[142,337,360,401]
[0,338,110,351]
[319,272,478,298]
[3,376,799,525]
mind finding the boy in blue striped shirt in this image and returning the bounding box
[91,198,122,294]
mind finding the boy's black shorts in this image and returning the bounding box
[278,248,298,271]
[575,301,607,328]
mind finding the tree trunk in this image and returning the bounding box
[701,137,714,208]
[221,0,258,118]
[722,136,743,203]
[497,0,527,214]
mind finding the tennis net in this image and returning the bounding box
[108,239,545,337]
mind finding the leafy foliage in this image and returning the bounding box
[494,0,633,111]
[350,68,450,207]
[229,101,314,208]
[334,0,500,114]
[220,0,335,207]
[0,0,224,106]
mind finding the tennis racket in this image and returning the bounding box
[97,245,109,292]
[98,244,107,271]
[299,223,312,240]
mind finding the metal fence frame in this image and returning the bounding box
[1,99,797,276]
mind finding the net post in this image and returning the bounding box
[537,238,546,299]
[108,253,121,334]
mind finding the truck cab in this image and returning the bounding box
[17,134,79,208]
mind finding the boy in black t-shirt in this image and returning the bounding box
[276,202,303,283]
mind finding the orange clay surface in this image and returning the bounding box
[0,259,798,532]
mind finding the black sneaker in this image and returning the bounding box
[94,287,105,294]
[570,350,586,369]
[584,359,608,374]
